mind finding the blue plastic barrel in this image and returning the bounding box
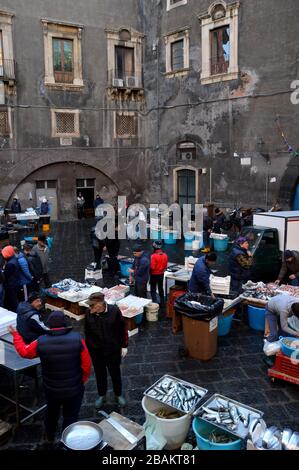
[247,305,265,332]
[192,418,243,451]
[218,313,235,336]
[213,238,228,252]
[151,229,162,241]
[163,230,177,245]
[119,260,134,278]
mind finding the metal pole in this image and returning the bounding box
[209,167,212,203]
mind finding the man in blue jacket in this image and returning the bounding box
[14,246,32,300]
[189,253,217,296]
[16,292,48,344]
[2,245,22,311]
[129,244,150,298]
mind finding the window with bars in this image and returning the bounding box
[0,110,9,136]
[171,39,184,71]
[115,112,137,138]
[52,109,80,137]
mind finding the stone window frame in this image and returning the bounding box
[114,110,138,139]
[0,105,12,138]
[106,27,144,89]
[167,0,188,12]
[42,19,84,89]
[0,10,15,80]
[199,1,240,85]
[164,27,190,78]
[51,108,80,138]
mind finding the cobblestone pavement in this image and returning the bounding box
[1,220,298,449]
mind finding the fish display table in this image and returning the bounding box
[0,342,46,425]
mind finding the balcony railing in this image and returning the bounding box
[0,59,16,81]
[108,69,143,89]
[210,58,229,76]
[54,70,74,84]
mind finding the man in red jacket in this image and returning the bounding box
[150,241,168,306]
[9,310,91,442]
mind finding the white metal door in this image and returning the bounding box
[36,188,58,220]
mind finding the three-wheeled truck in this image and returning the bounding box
[241,211,299,282]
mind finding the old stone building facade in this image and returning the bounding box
[0,0,298,219]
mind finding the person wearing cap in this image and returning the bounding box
[16,292,48,344]
[10,196,21,214]
[40,198,49,215]
[94,193,104,209]
[275,250,299,286]
[1,245,22,312]
[129,244,150,299]
[84,292,128,409]
[229,237,253,293]
[150,241,168,306]
[213,208,225,234]
[31,234,50,288]
[9,310,91,442]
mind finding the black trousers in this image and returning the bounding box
[150,274,165,305]
[134,281,148,299]
[45,389,84,439]
[4,288,19,312]
[89,349,122,397]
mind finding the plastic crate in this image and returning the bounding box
[268,352,299,385]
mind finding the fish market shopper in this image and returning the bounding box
[129,244,150,299]
[9,311,91,442]
[16,292,48,344]
[265,294,299,342]
[150,241,168,306]
[85,292,128,408]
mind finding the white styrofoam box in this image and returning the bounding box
[210,275,231,295]
[58,286,103,303]
[117,295,152,309]
[0,309,17,336]
[185,256,199,272]
[85,268,103,281]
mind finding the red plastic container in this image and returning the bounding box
[268,352,299,385]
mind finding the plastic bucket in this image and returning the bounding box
[247,305,265,332]
[134,313,143,325]
[218,313,235,336]
[192,417,243,451]
[184,232,195,242]
[163,230,178,245]
[142,396,191,450]
[145,303,159,322]
[120,260,133,278]
[151,229,162,241]
[213,238,228,252]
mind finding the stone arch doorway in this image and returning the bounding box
[8,162,118,221]
[173,166,200,208]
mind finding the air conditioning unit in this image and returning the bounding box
[181,151,194,161]
[112,78,124,87]
[125,76,138,88]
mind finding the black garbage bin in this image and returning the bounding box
[174,294,224,361]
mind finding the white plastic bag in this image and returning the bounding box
[263,339,281,357]
[143,417,167,450]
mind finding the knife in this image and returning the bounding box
[98,410,138,445]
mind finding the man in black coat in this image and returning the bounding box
[23,244,43,291]
[9,310,91,442]
[85,292,128,409]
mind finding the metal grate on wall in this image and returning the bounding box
[55,112,76,134]
[0,110,9,136]
[116,112,137,138]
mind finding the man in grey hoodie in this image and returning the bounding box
[31,234,50,288]
[266,294,299,342]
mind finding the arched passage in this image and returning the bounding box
[6,161,118,220]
